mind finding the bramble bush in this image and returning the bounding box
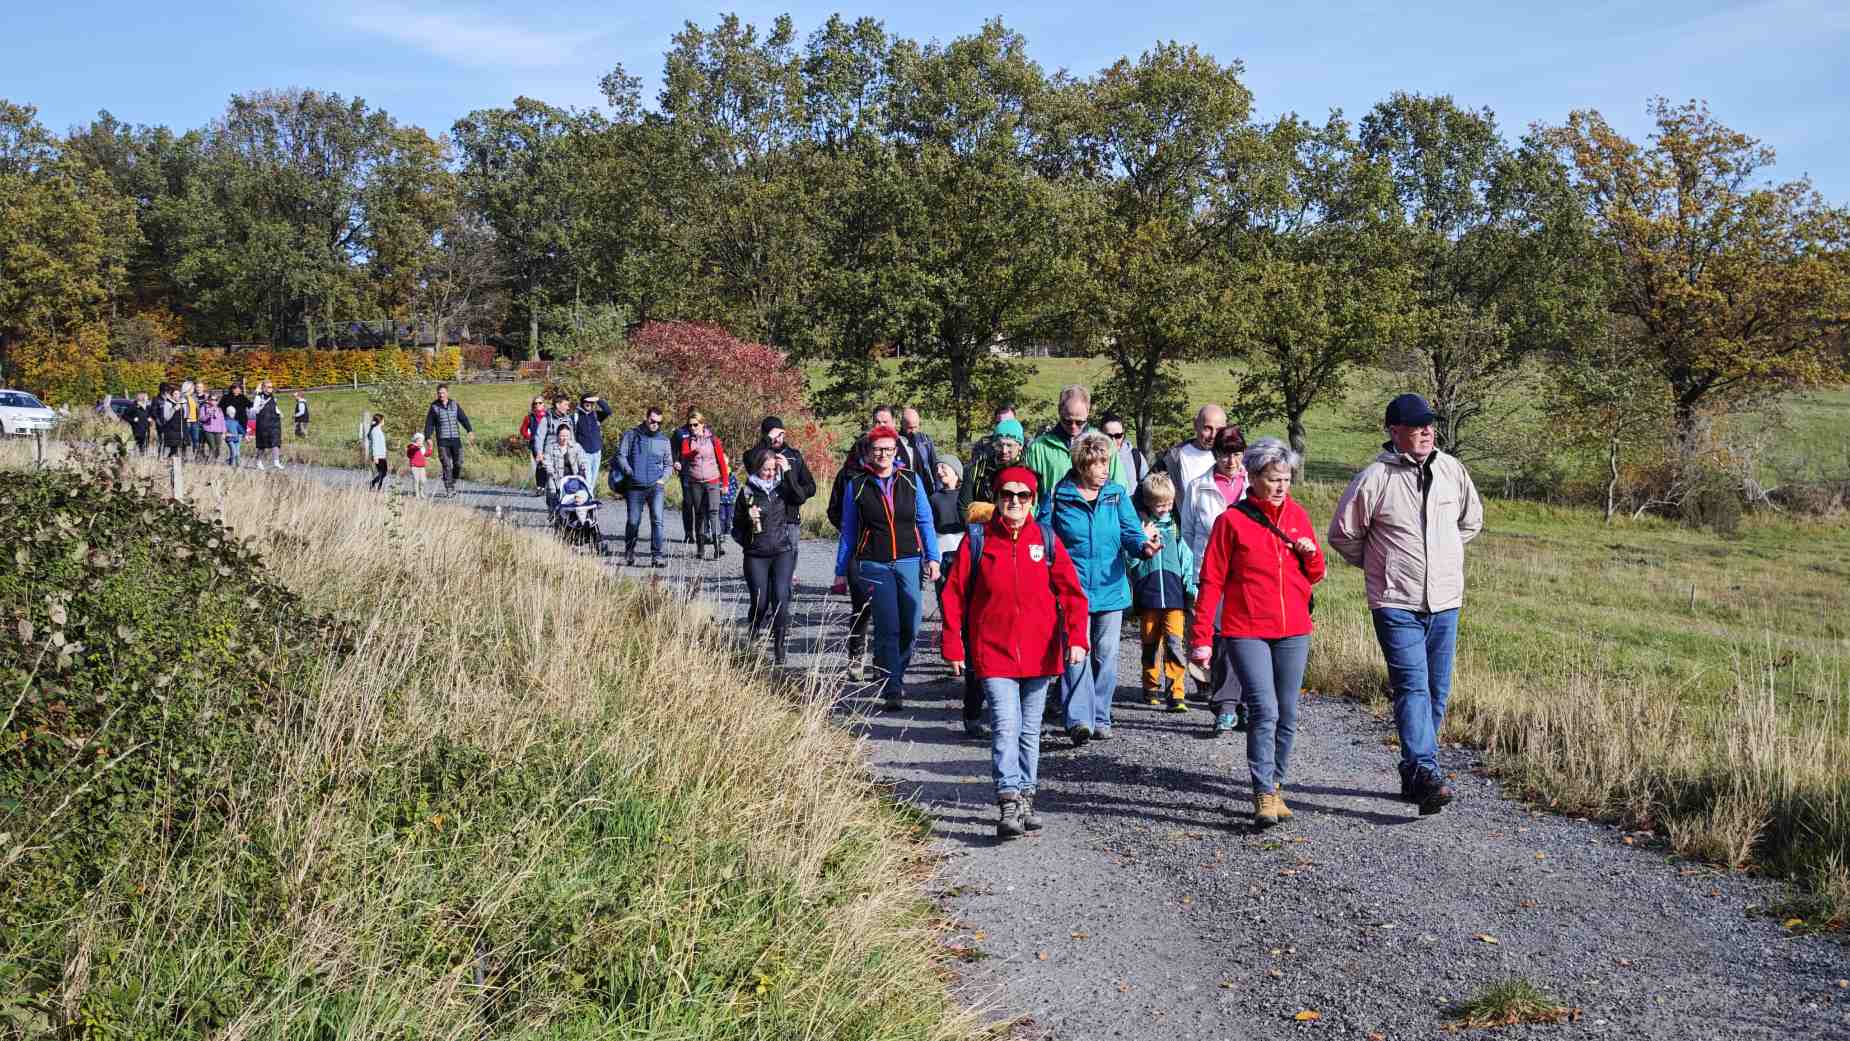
[552,320,837,483]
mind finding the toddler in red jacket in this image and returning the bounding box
[407,433,431,498]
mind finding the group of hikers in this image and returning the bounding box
[576,384,1483,839]
[110,379,301,469]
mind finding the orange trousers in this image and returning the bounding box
[1139,608,1186,698]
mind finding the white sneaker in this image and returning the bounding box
[255,461,266,470]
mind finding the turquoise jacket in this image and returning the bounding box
[1125,511,1196,610]
[1038,477,1148,613]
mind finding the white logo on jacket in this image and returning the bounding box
[1028,543,1045,563]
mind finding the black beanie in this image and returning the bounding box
[760,416,785,436]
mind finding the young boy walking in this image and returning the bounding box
[1127,473,1197,711]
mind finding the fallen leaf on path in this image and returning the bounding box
[1622,836,1635,845]
[1368,1033,1386,1040]
[1534,853,1546,860]
[1036,951,1049,961]
[1268,968,1284,978]
[1293,1010,1321,1022]
[1784,918,1806,929]
[1473,933,1499,944]
[971,931,986,941]
[1070,931,1089,940]
[1180,895,1193,905]
[1219,980,1235,989]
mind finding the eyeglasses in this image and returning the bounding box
[1060,416,1085,428]
[997,489,1033,503]
[869,445,898,456]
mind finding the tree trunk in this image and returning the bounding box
[1286,410,1308,482]
[1605,436,1620,523]
[527,309,540,362]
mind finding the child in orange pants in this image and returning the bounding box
[1127,473,1197,710]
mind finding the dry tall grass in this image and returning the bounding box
[1306,566,1850,927]
[7,442,971,1038]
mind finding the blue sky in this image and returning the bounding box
[6,1,1847,198]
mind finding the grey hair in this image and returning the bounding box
[1057,384,1091,412]
[1070,430,1114,469]
[1242,436,1300,477]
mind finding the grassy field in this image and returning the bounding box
[3,440,970,1037]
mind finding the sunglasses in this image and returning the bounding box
[997,489,1033,502]
[1105,430,1125,440]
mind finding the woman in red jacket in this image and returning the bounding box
[1188,437,1326,829]
[942,466,1091,840]
[678,411,730,560]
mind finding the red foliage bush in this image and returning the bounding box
[629,321,836,482]
[459,343,497,372]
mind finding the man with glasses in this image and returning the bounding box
[1156,404,1228,523]
[1100,413,1148,489]
[1327,394,1484,815]
[670,406,700,544]
[617,407,674,567]
[1024,385,1123,506]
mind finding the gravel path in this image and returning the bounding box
[296,464,1850,1039]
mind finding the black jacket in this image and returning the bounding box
[827,440,869,531]
[905,430,941,494]
[732,474,804,556]
[157,397,186,441]
[927,487,962,539]
[122,403,151,436]
[218,392,252,430]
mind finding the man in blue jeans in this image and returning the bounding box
[1327,394,1484,816]
[616,407,673,567]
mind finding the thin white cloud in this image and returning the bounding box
[336,4,590,69]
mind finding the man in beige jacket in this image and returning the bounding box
[1327,394,1484,816]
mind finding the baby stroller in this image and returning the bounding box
[549,473,609,555]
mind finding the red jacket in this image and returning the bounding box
[941,517,1092,679]
[1190,492,1326,646]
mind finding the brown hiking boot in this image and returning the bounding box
[1274,792,1293,821]
[1252,792,1283,828]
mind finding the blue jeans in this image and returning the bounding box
[583,451,601,494]
[624,483,665,557]
[1372,608,1460,780]
[986,676,1051,796]
[224,434,243,467]
[1227,635,1310,793]
[1062,609,1123,731]
[857,557,923,699]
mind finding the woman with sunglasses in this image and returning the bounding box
[832,424,942,711]
[519,396,550,493]
[942,466,1090,838]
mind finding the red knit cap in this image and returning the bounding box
[994,465,1038,498]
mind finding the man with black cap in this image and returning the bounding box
[1327,393,1484,816]
[756,416,817,516]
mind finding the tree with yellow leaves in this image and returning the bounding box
[1544,99,1850,455]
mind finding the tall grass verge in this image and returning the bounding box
[1300,485,1850,930]
[2,444,972,1038]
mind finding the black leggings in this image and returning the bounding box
[688,481,721,546]
[370,459,387,490]
[742,548,798,640]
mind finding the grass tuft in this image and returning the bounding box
[1446,977,1579,1029]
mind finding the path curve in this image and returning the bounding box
[293,465,1850,1040]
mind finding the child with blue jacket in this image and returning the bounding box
[1127,473,1197,710]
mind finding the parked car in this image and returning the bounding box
[0,389,59,437]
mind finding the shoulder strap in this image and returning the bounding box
[1233,501,1312,581]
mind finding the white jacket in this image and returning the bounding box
[365,422,387,461]
[1327,447,1484,612]
[1180,468,1246,580]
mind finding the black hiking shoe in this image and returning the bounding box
[1021,793,1044,832]
[1066,724,1092,748]
[997,794,1025,839]
[1413,767,1454,816]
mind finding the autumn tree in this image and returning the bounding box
[1545,99,1850,455]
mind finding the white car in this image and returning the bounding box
[0,389,59,436]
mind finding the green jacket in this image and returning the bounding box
[1024,427,1125,507]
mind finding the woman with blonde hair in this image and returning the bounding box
[677,410,730,559]
[1039,431,1157,745]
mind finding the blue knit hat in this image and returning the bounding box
[994,418,1025,444]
